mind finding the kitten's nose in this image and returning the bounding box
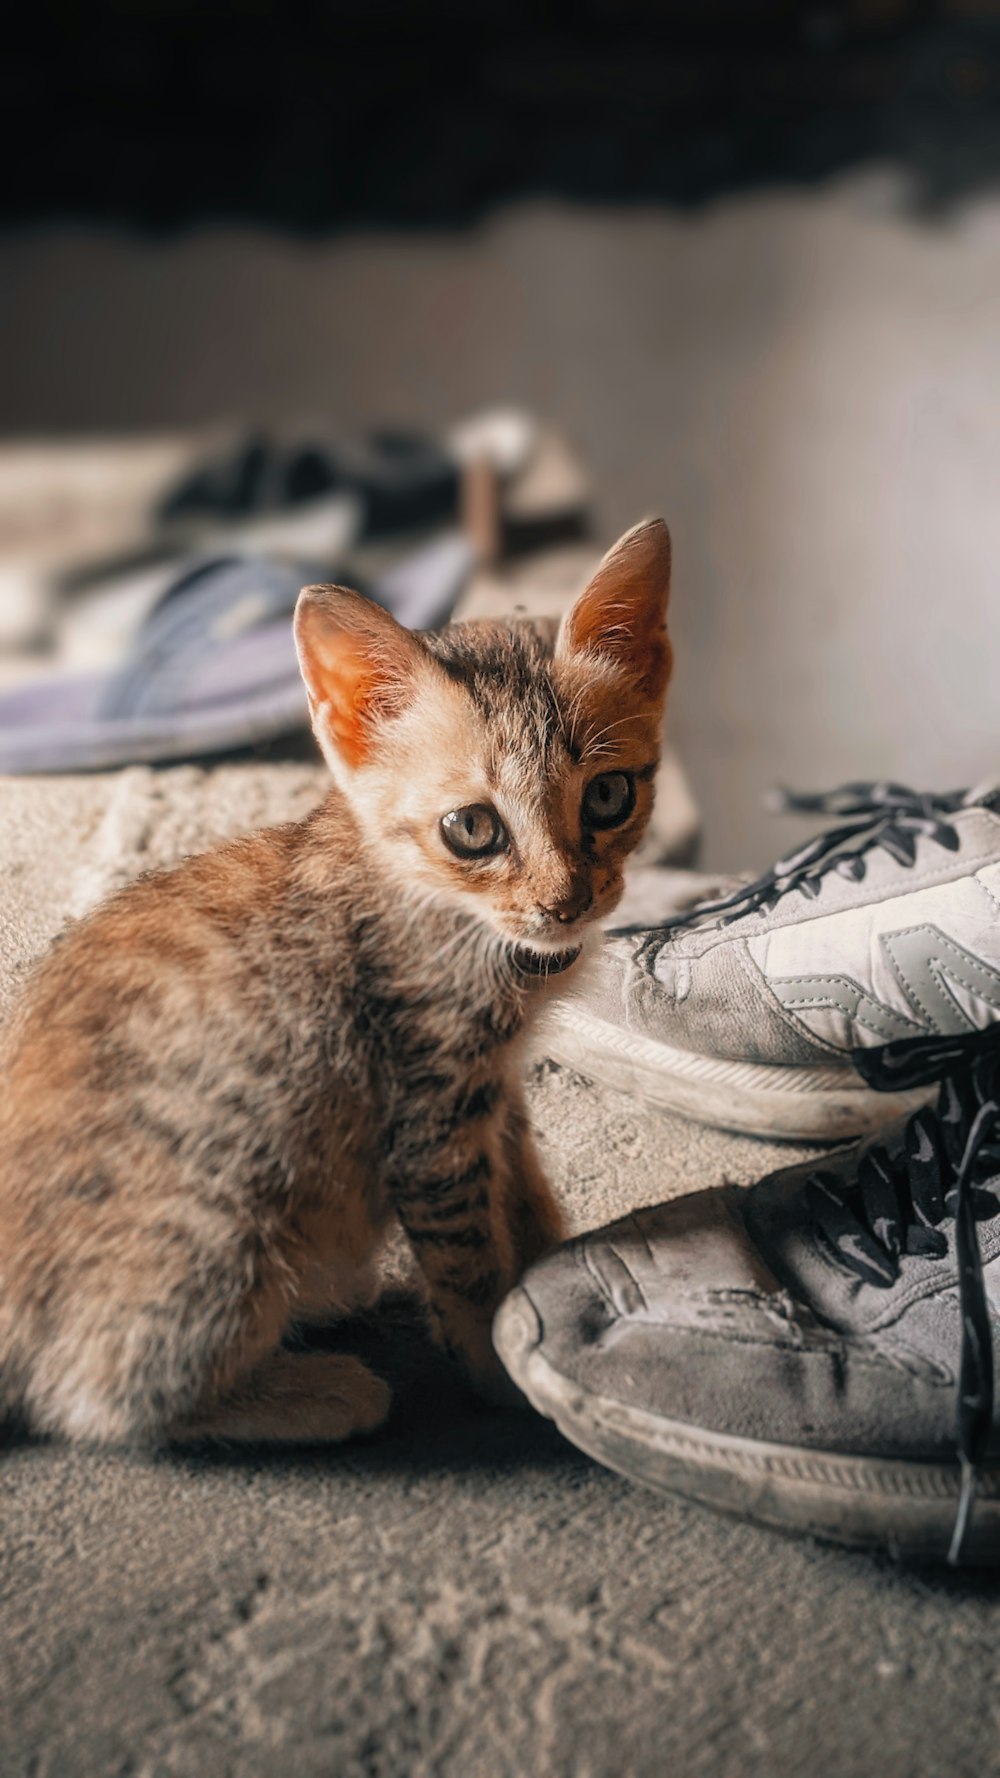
[537,887,593,925]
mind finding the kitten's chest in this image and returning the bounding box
[353,939,527,1115]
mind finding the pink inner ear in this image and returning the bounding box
[564,583,631,654]
[562,521,673,704]
[566,583,672,704]
[295,582,436,770]
[307,632,388,767]
[297,592,420,768]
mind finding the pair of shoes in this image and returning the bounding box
[496,782,1000,1564]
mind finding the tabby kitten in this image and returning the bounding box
[0,518,672,1446]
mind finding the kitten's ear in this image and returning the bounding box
[294,584,431,770]
[557,518,672,704]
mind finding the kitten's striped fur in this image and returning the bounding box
[0,520,672,1445]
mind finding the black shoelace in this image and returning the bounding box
[634,774,1000,1554]
[656,782,975,934]
[815,1027,1000,1563]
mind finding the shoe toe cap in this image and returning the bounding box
[494,1188,959,1459]
[494,1187,788,1427]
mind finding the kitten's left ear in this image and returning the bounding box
[557,518,672,705]
[294,583,433,771]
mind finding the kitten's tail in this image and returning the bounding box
[0,1323,25,1446]
[0,1375,17,1447]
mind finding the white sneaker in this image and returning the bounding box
[542,782,1000,1139]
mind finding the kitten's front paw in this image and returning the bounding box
[469,1346,527,1412]
[440,1312,527,1410]
[511,1193,568,1278]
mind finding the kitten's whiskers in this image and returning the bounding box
[579,712,644,762]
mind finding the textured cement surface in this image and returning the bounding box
[2,764,1000,1777]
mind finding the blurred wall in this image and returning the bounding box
[2,182,998,869]
[2,3,999,868]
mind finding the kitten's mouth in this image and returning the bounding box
[509,943,583,979]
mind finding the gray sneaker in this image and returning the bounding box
[495,1028,1000,1564]
[543,782,1000,1139]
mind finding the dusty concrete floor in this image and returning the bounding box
[2,174,1000,868]
[3,1076,999,1778]
[4,1317,1000,1778]
[1,764,999,1778]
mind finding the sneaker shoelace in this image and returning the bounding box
[815,1027,1000,1563]
[641,774,1000,1554]
[655,781,980,934]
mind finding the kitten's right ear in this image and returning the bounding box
[294,584,430,770]
[557,518,672,705]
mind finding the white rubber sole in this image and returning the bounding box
[494,1290,1000,1564]
[534,1003,932,1141]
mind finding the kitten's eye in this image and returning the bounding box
[440,804,507,858]
[582,771,635,830]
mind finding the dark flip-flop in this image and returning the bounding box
[159,427,477,539]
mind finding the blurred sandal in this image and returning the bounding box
[0,532,473,773]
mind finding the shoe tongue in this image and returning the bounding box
[743,1125,1000,1333]
[966,780,1000,812]
[743,1144,891,1331]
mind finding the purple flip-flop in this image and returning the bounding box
[0,534,473,774]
